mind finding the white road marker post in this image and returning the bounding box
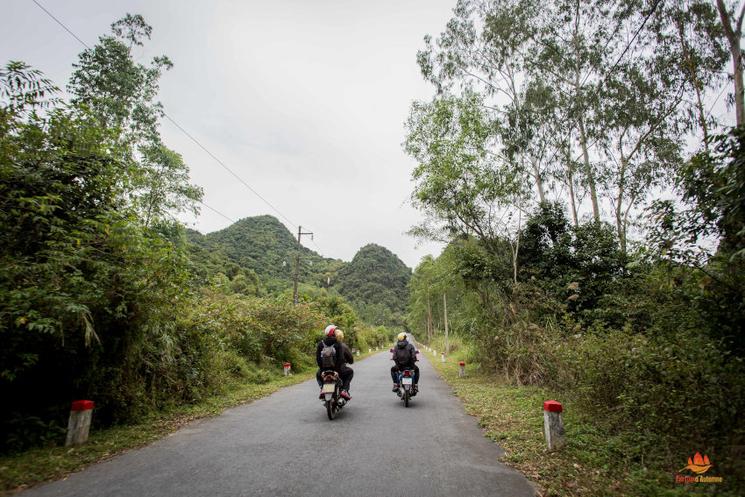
[283,362,291,376]
[440,352,446,363]
[543,400,565,450]
[458,361,466,377]
[65,400,95,446]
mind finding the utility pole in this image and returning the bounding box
[426,291,433,344]
[292,225,313,306]
[443,293,449,354]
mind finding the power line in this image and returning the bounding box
[538,0,667,170]
[31,0,308,240]
[581,0,664,88]
[31,0,90,49]
[198,200,235,224]
[705,83,728,121]
[162,114,296,228]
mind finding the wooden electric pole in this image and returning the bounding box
[292,225,313,306]
[443,293,449,354]
[426,292,433,344]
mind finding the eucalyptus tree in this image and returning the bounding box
[715,0,745,125]
[527,0,627,222]
[417,0,556,208]
[593,2,695,254]
[68,14,202,227]
[405,91,529,279]
[650,1,727,146]
[599,62,685,253]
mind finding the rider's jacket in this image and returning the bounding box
[339,342,354,369]
[394,340,417,368]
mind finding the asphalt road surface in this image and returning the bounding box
[22,347,536,497]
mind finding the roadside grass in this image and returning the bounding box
[0,349,383,495]
[424,339,731,497]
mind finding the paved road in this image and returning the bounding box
[23,347,535,497]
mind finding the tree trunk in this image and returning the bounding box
[443,293,449,354]
[615,194,626,254]
[572,0,601,221]
[578,119,601,221]
[565,142,579,227]
[716,0,745,126]
[731,44,744,126]
[531,158,546,204]
[511,210,522,284]
[616,152,628,255]
[675,16,710,147]
[426,294,433,343]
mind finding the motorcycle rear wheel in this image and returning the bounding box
[326,400,337,420]
[403,390,410,408]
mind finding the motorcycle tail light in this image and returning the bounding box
[403,370,412,377]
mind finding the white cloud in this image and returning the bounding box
[2,0,454,267]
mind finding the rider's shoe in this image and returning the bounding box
[392,383,400,392]
[340,390,351,400]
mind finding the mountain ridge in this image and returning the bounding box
[186,215,410,324]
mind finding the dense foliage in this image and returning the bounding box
[407,0,745,493]
[188,215,340,292]
[335,244,411,325]
[0,16,397,454]
[190,220,412,325]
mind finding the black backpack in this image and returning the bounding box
[393,341,412,366]
[320,342,337,369]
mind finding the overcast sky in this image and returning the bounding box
[2,0,456,268]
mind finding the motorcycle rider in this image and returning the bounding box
[316,324,353,400]
[335,329,355,394]
[391,332,419,393]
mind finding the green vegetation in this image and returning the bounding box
[428,337,733,497]
[335,243,411,326]
[0,371,312,493]
[0,14,402,485]
[407,1,745,495]
[189,219,412,325]
[188,215,341,292]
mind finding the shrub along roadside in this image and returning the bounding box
[0,345,383,495]
[0,371,310,494]
[426,336,743,497]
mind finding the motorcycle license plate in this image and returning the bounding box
[322,383,335,393]
[402,378,413,385]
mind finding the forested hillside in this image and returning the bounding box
[187,215,342,292]
[335,244,411,325]
[405,0,745,494]
[187,219,412,324]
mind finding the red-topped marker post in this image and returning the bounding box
[65,400,95,446]
[283,362,292,376]
[458,361,466,377]
[543,400,565,450]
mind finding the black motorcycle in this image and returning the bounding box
[395,368,417,407]
[320,370,346,420]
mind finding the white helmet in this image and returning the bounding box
[324,324,337,337]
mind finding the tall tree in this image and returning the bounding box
[417,0,555,209]
[715,0,745,125]
[652,1,728,147]
[68,14,202,226]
